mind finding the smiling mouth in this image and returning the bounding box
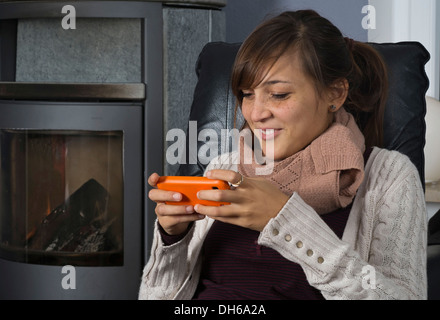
[256,129,281,140]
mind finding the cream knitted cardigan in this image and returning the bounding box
[139,147,428,300]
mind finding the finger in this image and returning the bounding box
[148,188,182,203]
[194,204,242,227]
[197,188,240,204]
[160,212,205,227]
[207,169,243,186]
[194,203,239,218]
[195,204,264,232]
[156,202,195,216]
[147,172,161,187]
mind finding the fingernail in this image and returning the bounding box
[186,206,194,213]
[206,171,212,178]
[197,214,205,219]
[173,193,181,200]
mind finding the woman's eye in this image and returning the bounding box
[272,93,290,100]
[242,92,254,99]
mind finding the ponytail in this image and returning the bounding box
[345,41,388,148]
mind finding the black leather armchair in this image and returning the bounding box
[176,41,436,299]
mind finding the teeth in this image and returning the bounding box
[259,129,275,140]
[255,129,275,137]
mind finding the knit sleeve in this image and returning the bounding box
[138,220,196,299]
[258,150,427,300]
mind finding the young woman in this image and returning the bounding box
[139,10,427,300]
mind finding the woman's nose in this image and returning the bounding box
[250,96,272,122]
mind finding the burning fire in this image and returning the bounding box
[25,195,52,242]
[46,195,51,216]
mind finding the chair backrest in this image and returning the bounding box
[177,41,430,188]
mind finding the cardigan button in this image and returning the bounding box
[307,249,314,256]
[272,228,279,236]
[317,257,324,264]
[284,234,292,242]
[296,241,303,248]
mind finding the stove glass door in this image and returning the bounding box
[0,129,123,266]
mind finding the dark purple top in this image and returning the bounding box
[191,205,351,300]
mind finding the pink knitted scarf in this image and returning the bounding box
[238,108,366,215]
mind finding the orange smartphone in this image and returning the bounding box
[156,176,230,206]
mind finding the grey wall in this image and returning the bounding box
[224,0,368,43]
[16,18,141,83]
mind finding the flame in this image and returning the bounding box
[46,195,51,216]
[25,195,52,242]
[26,227,36,241]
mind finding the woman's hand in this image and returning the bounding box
[148,173,205,236]
[195,169,289,232]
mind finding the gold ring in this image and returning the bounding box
[231,174,244,188]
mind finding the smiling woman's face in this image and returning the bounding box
[240,51,335,161]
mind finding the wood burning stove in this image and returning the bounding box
[0,95,146,299]
[0,2,163,299]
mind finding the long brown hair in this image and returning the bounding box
[231,10,388,149]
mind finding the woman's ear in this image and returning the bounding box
[327,79,349,112]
